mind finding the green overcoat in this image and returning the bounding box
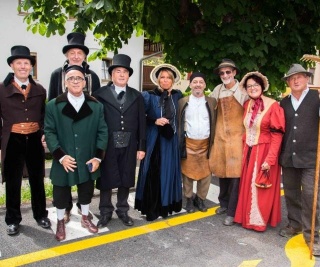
[44,93,108,186]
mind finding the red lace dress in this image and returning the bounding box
[234,96,285,231]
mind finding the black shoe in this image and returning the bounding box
[97,214,112,228]
[7,224,19,235]
[36,217,51,229]
[216,207,227,215]
[185,197,195,213]
[193,195,207,212]
[117,212,134,226]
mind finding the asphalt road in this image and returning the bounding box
[0,177,319,267]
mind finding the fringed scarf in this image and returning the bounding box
[249,97,264,127]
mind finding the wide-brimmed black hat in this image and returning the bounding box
[62,32,89,55]
[7,45,36,66]
[108,54,133,77]
[214,58,240,75]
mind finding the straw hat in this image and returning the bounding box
[239,71,269,92]
[150,63,181,86]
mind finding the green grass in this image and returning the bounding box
[0,181,77,206]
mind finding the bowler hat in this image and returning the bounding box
[108,54,133,77]
[150,63,181,86]
[214,59,240,75]
[7,45,36,66]
[282,64,313,81]
[62,32,89,55]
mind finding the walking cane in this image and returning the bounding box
[301,54,320,259]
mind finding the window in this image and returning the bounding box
[18,0,32,15]
[30,52,37,80]
[101,58,112,82]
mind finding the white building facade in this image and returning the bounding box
[0,1,144,92]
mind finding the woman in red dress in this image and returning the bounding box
[234,71,285,232]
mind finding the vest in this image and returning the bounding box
[280,90,320,168]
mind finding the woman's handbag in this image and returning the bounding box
[255,169,272,188]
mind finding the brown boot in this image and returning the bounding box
[81,215,98,233]
[55,219,66,241]
[64,210,71,224]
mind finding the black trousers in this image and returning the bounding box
[99,187,129,216]
[53,180,94,209]
[218,177,240,217]
[4,132,47,225]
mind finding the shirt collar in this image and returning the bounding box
[14,76,29,88]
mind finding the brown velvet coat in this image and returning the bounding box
[0,73,46,183]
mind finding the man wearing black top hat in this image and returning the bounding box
[93,54,146,227]
[48,32,100,223]
[0,45,51,235]
[48,32,100,100]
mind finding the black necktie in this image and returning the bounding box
[117,91,125,100]
[21,85,27,90]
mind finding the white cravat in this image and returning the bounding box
[67,92,85,112]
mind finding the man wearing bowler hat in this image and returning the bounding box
[48,32,100,223]
[279,64,320,256]
[208,59,248,226]
[93,54,146,227]
[0,45,51,235]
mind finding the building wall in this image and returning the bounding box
[0,1,144,93]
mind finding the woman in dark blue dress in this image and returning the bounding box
[135,64,183,221]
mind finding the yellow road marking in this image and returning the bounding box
[0,207,218,266]
[238,260,262,267]
[285,234,315,267]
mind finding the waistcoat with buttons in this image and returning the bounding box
[280,89,320,168]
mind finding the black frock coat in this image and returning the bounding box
[93,82,146,190]
[48,61,100,100]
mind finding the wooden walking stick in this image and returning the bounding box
[309,120,320,259]
[301,54,320,258]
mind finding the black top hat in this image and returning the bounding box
[62,32,89,55]
[7,45,36,66]
[214,58,240,75]
[108,54,133,77]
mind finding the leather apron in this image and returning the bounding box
[181,137,210,180]
[209,95,244,178]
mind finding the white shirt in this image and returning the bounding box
[14,76,29,88]
[114,85,126,94]
[185,94,210,140]
[289,88,309,111]
[67,92,85,112]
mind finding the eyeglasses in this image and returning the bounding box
[246,83,260,90]
[66,76,85,83]
[219,70,232,76]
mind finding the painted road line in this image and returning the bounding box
[47,204,109,242]
[285,234,315,266]
[0,207,218,267]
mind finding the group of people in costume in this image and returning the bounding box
[1,31,319,256]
